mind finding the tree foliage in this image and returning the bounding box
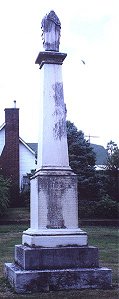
[0,175,11,216]
[106,140,119,201]
[66,121,100,200]
[66,121,119,205]
[79,195,118,219]
[106,140,119,170]
[66,121,96,170]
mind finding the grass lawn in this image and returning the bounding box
[0,223,118,298]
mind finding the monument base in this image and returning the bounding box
[22,228,88,247]
[15,245,99,269]
[4,245,112,293]
[5,263,112,294]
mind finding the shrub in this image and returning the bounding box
[79,195,118,219]
[9,182,20,207]
[19,189,30,208]
[79,200,96,219]
[0,176,11,216]
[95,195,119,219]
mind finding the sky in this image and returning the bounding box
[0,0,118,148]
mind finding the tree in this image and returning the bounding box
[106,140,119,201]
[66,121,100,201]
[107,140,117,154]
[106,140,119,170]
[112,148,119,169]
[0,175,11,216]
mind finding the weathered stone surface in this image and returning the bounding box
[41,10,61,51]
[35,171,78,229]
[15,245,99,270]
[35,51,67,69]
[22,232,88,247]
[36,63,69,169]
[22,169,88,247]
[4,263,112,294]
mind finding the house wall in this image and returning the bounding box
[0,127,5,155]
[0,124,36,190]
[19,141,36,189]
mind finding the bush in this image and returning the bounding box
[79,195,119,219]
[95,195,119,219]
[19,189,30,208]
[79,200,98,219]
[0,176,11,216]
[9,182,20,207]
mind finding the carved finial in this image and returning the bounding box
[41,10,61,52]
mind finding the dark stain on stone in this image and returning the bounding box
[52,82,67,140]
[52,82,64,107]
[47,177,65,229]
[44,42,58,51]
[38,176,66,229]
[37,174,78,229]
[53,118,66,140]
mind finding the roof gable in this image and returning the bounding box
[27,143,38,153]
[0,123,35,155]
[19,137,36,155]
[0,123,5,131]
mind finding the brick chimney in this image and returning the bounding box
[1,102,19,188]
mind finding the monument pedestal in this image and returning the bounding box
[4,167,112,293]
[22,168,87,247]
[5,245,112,293]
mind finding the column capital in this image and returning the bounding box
[35,51,67,69]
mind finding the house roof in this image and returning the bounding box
[0,124,35,155]
[27,143,38,153]
[95,165,107,171]
[19,138,36,155]
[0,123,5,131]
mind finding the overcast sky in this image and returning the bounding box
[0,0,118,148]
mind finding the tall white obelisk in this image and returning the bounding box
[22,10,87,247]
[5,11,112,293]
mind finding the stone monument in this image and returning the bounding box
[5,11,112,293]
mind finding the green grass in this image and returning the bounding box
[0,224,118,298]
[82,226,119,286]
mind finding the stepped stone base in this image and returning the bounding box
[15,245,99,270]
[4,263,112,294]
[4,245,112,293]
[22,230,88,247]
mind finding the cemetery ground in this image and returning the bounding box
[0,208,118,299]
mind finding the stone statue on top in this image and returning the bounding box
[41,10,61,52]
